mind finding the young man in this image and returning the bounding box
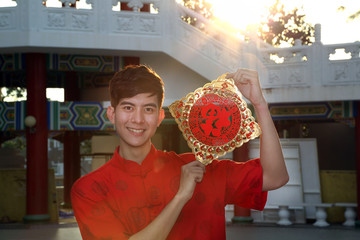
[71,65,289,240]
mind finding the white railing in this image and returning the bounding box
[322,42,360,86]
[260,41,311,88]
[0,0,359,102]
[259,40,360,89]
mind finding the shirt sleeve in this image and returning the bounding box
[224,158,267,211]
[71,177,130,240]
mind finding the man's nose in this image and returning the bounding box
[131,109,145,123]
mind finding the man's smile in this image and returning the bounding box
[127,127,145,134]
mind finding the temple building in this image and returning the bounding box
[0,0,359,226]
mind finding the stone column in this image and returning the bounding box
[63,131,80,208]
[24,53,49,223]
[356,101,360,228]
[63,71,81,208]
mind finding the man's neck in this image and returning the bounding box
[118,142,152,165]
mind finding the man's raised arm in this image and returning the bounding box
[226,69,289,191]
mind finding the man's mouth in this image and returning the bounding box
[128,128,145,133]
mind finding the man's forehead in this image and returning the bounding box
[118,93,159,106]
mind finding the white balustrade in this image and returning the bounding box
[0,0,359,103]
[273,203,358,227]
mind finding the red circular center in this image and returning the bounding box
[188,93,241,146]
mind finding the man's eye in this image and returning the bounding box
[124,106,133,111]
[145,108,154,113]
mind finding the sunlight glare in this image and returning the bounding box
[47,88,64,102]
[1,87,26,102]
[206,0,273,31]
[76,0,92,9]
[44,0,62,8]
[205,0,360,44]
[0,0,17,7]
[1,88,64,102]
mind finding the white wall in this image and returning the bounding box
[141,53,210,107]
[79,53,210,106]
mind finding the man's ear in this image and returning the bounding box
[158,109,165,126]
[107,106,115,124]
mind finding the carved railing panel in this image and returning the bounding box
[0,4,17,30]
[323,43,360,85]
[0,0,359,102]
[111,11,161,35]
[259,44,310,88]
[43,7,95,31]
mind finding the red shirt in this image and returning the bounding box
[71,145,267,240]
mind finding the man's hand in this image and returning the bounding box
[176,161,206,202]
[226,69,266,108]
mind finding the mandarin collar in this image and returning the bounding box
[109,144,158,177]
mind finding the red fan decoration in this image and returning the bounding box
[169,74,261,165]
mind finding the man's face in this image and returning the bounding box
[107,93,164,150]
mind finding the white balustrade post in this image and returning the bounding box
[277,205,292,226]
[161,0,171,38]
[335,203,357,227]
[310,24,323,86]
[225,205,234,224]
[97,0,112,34]
[313,205,330,227]
[314,23,321,43]
[343,207,357,227]
[17,0,41,31]
[294,39,302,46]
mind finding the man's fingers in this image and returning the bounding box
[186,160,206,172]
[226,69,258,82]
[225,72,234,79]
[193,170,204,183]
[195,176,202,183]
[181,161,206,183]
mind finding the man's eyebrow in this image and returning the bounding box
[119,101,158,108]
[119,101,135,106]
[144,103,158,108]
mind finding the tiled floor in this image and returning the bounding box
[1,220,360,240]
[226,223,360,240]
[0,222,81,240]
